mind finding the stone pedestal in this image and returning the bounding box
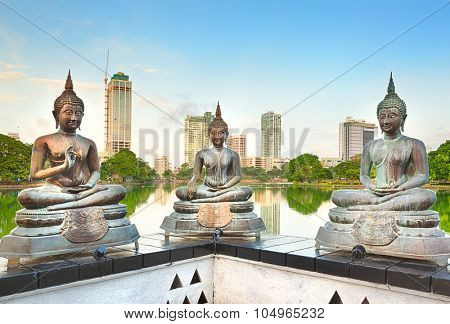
[315,207,450,266]
[0,204,139,261]
[161,201,266,237]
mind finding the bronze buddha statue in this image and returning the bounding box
[18,71,126,211]
[176,102,253,203]
[331,73,436,211]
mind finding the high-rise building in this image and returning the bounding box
[339,116,378,161]
[227,135,246,158]
[105,72,132,154]
[154,156,170,176]
[184,112,213,167]
[261,111,281,158]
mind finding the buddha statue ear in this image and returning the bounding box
[52,110,59,129]
[401,115,407,132]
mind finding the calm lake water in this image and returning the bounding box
[0,184,448,239]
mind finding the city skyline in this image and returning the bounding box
[0,1,449,165]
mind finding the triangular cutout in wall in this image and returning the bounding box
[190,269,201,284]
[183,296,190,304]
[170,274,183,290]
[197,291,208,304]
[361,297,370,304]
[329,291,343,304]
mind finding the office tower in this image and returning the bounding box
[227,134,246,158]
[261,111,281,158]
[339,116,378,161]
[105,72,132,154]
[154,156,170,176]
[184,112,213,167]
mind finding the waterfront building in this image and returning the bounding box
[6,132,19,141]
[241,156,289,171]
[261,111,281,158]
[320,157,342,168]
[339,116,378,161]
[154,156,171,177]
[105,72,132,154]
[226,135,246,158]
[184,112,213,168]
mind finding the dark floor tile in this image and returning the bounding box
[431,266,450,296]
[286,248,335,272]
[0,258,38,297]
[260,240,316,266]
[349,255,404,284]
[170,247,194,262]
[215,242,237,257]
[387,260,441,292]
[193,244,214,258]
[236,246,260,261]
[107,248,143,274]
[22,258,80,289]
[61,253,113,280]
[315,251,352,277]
[128,245,171,268]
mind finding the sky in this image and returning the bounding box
[0,0,449,167]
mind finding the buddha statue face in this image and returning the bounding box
[55,103,84,133]
[209,127,227,148]
[378,107,403,135]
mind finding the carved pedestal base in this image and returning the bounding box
[0,204,139,263]
[315,207,450,266]
[161,201,266,237]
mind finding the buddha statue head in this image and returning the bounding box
[377,73,407,134]
[53,71,85,132]
[208,101,229,148]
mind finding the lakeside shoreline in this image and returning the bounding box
[1,181,448,191]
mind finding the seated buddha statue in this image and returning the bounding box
[176,102,252,203]
[18,71,126,211]
[331,73,436,211]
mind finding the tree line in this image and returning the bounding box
[0,134,448,184]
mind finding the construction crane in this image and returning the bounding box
[104,50,109,153]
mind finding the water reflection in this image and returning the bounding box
[120,185,156,216]
[282,186,332,215]
[432,191,449,233]
[253,188,281,234]
[0,185,448,239]
[0,191,21,238]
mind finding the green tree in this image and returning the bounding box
[176,163,193,180]
[162,169,174,180]
[0,134,32,183]
[428,140,450,181]
[100,149,157,183]
[285,153,330,183]
[333,160,360,180]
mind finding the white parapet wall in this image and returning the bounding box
[0,256,214,304]
[213,256,450,304]
[1,254,448,304]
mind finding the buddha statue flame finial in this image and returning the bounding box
[377,72,407,124]
[53,70,84,114]
[208,100,228,134]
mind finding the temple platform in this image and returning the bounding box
[0,233,448,303]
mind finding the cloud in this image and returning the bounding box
[0,94,28,104]
[0,71,26,80]
[27,77,101,91]
[131,64,159,74]
[144,68,159,73]
[0,61,29,69]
